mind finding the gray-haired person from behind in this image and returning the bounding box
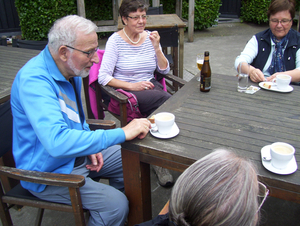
[169,149,267,226]
[136,149,269,226]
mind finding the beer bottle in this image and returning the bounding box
[200,51,211,92]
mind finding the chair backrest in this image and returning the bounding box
[155,25,179,78]
[0,96,12,159]
[147,5,163,15]
[157,25,178,48]
[0,95,18,192]
[83,49,106,120]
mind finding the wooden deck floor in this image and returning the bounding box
[0,46,41,99]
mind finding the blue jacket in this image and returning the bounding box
[251,28,300,71]
[11,46,125,192]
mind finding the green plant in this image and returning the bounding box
[85,0,113,21]
[15,0,77,41]
[240,0,300,24]
[186,0,221,30]
[240,0,271,24]
[161,0,221,30]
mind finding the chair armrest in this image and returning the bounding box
[100,85,128,104]
[155,71,187,88]
[162,73,187,87]
[87,119,116,130]
[0,166,85,188]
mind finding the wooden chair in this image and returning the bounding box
[0,95,115,226]
[82,51,186,127]
[83,71,186,127]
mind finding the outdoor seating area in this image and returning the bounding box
[1,17,300,226]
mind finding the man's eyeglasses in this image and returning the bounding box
[127,15,148,21]
[65,45,98,58]
[270,19,292,26]
[257,182,269,212]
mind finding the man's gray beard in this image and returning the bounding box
[67,57,89,78]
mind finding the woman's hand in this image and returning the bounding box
[249,68,265,82]
[266,74,277,82]
[149,31,160,50]
[108,78,154,91]
[130,81,154,91]
[266,72,289,82]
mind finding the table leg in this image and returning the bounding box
[121,148,152,225]
[179,27,184,79]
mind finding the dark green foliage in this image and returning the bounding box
[85,0,113,21]
[240,0,300,24]
[15,0,77,41]
[161,0,221,30]
[15,0,222,40]
[184,0,222,30]
[240,0,271,24]
[159,0,176,14]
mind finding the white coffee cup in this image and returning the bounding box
[155,112,175,135]
[270,142,295,170]
[273,74,291,90]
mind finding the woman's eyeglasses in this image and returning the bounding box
[270,19,292,26]
[257,182,269,212]
[65,45,98,58]
[127,15,148,21]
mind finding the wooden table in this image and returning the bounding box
[0,46,40,100]
[118,14,186,79]
[121,74,300,225]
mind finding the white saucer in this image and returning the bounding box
[259,82,293,93]
[261,145,297,175]
[150,122,180,139]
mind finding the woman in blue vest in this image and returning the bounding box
[235,0,300,84]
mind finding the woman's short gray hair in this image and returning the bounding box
[169,149,259,226]
[48,15,97,54]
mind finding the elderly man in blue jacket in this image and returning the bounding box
[10,15,151,226]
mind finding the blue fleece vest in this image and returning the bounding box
[251,28,300,71]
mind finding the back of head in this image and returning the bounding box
[267,0,296,19]
[169,149,259,226]
[48,15,97,54]
[119,0,149,24]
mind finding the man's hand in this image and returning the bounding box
[86,152,103,172]
[122,118,151,140]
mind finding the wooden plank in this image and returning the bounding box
[77,0,86,18]
[0,46,40,100]
[95,25,118,33]
[188,0,195,42]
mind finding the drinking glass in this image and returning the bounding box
[237,62,249,92]
[196,54,204,81]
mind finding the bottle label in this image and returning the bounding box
[203,77,211,90]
